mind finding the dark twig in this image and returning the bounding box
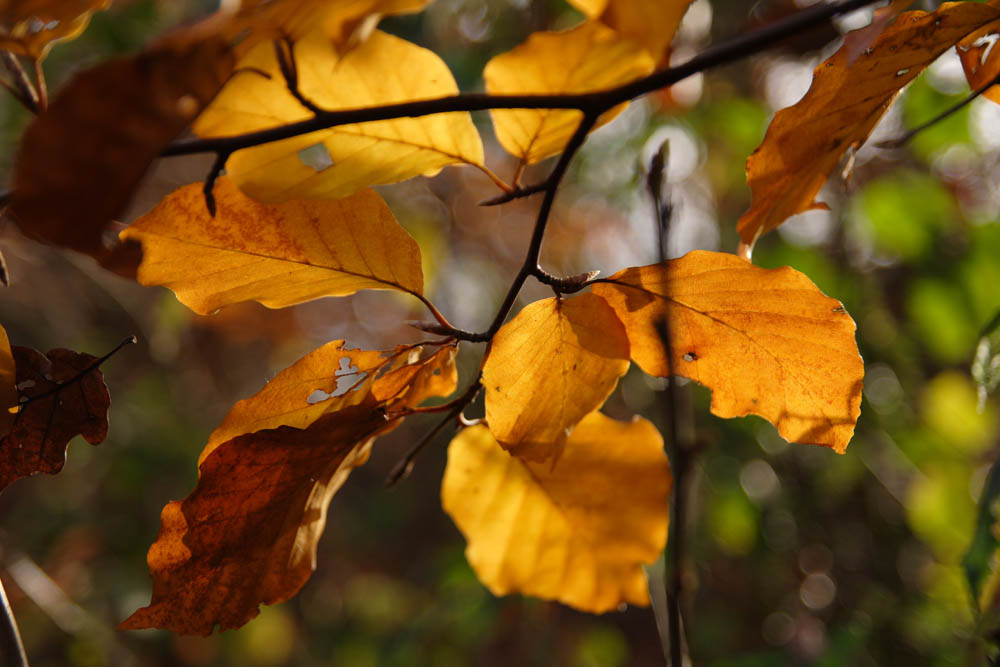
[386,381,482,486]
[480,181,548,206]
[161,0,881,160]
[273,38,323,115]
[877,71,1000,149]
[15,336,136,410]
[202,152,230,217]
[0,574,28,667]
[0,53,39,114]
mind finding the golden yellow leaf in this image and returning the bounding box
[194,29,485,202]
[565,0,606,17]
[591,251,863,453]
[121,177,424,316]
[484,21,654,164]
[482,293,630,461]
[0,325,16,439]
[441,413,671,613]
[738,1,1000,249]
[0,0,108,58]
[601,0,694,61]
[229,0,430,51]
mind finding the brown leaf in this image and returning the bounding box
[119,406,386,635]
[0,325,16,439]
[8,29,234,268]
[958,17,1000,105]
[0,346,110,493]
[591,251,863,453]
[122,341,458,633]
[737,1,1000,249]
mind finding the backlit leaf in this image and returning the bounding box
[957,17,1000,105]
[121,177,424,315]
[482,293,630,461]
[194,29,485,202]
[0,325,16,439]
[0,0,109,58]
[9,29,234,269]
[737,1,1000,249]
[591,251,862,453]
[602,0,696,61]
[0,346,110,492]
[484,21,653,164]
[441,413,670,613]
[122,342,457,633]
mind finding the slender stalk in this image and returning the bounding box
[161,0,881,160]
[0,53,39,114]
[0,575,28,667]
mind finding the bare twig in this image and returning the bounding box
[0,574,28,667]
[273,38,323,115]
[480,181,548,206]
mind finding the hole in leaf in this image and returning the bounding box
[297,142,334,172]
[331,356,365,397]
[307,389,331,404]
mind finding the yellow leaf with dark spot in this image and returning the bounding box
[592,251,863,453]
[482,293,629,461]
[442,413,670,613]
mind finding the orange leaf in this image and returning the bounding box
[122,177,425,315]
[484,21,654,164]
[958,18,1000,105]
[737,1,1000,249]
[591,251,863,453]
[119,406,385,635]
[0,0,109,58]
[482,293,630,461]
[442,412,670,613]
[122,342,457,633]
[8,28,234,268]
[600,0,695,61]
[0,347,110,492]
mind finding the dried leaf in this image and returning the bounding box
[484,21,653,164]
[0,0,109,58]
[0,347,110,492]
[122,342,457,633]
[442,413,670,613]
[958,17,1000,105]
[120,407,385,635]
[9,30,234,267]
[591,251,863,453]
[737,1,1000,249]
[482,293,630,461]
[121,177,424,315]
[194,28,484,202]
[0,325,16,439]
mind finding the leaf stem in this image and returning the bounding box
[0,574,28,667]
[0,53,39,114]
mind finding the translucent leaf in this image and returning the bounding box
[441,413,670,613]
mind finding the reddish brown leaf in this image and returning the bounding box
[8,29,233,269]
[958,18,1000,105]
[119,406,386,635]
[737,1,1000,249]
[122,341,458,634]
[0,347,110,492]
[0,325,16,439]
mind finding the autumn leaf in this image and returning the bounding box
[121,177,425,315]
[120,407,384,635]
[958,18,1000,105]
[0,0,109,58]
[193,28,486,202]
[228,0,430,52]
[591,251,863,453]
[8,29,234,269]
[484,21,653,165]
[566,0,695,62]
[122,342,457,633]
[0,325,16,439]
[0,346,111,493]
[737,1,1000,249]
[482,293,630,461]
[441,413,671,613]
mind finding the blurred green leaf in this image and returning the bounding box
[972,311,1000,412]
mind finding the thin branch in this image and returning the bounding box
[161,0,881,160]
[385,380,481,487]
[0,574,28,667]
[877,71,1000,149]
[273,38,323,115]
[0,52,39,114]
[480,180,548,206]
[30,58,46,111]
[14,336,136,410]
[202,152,230,217]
